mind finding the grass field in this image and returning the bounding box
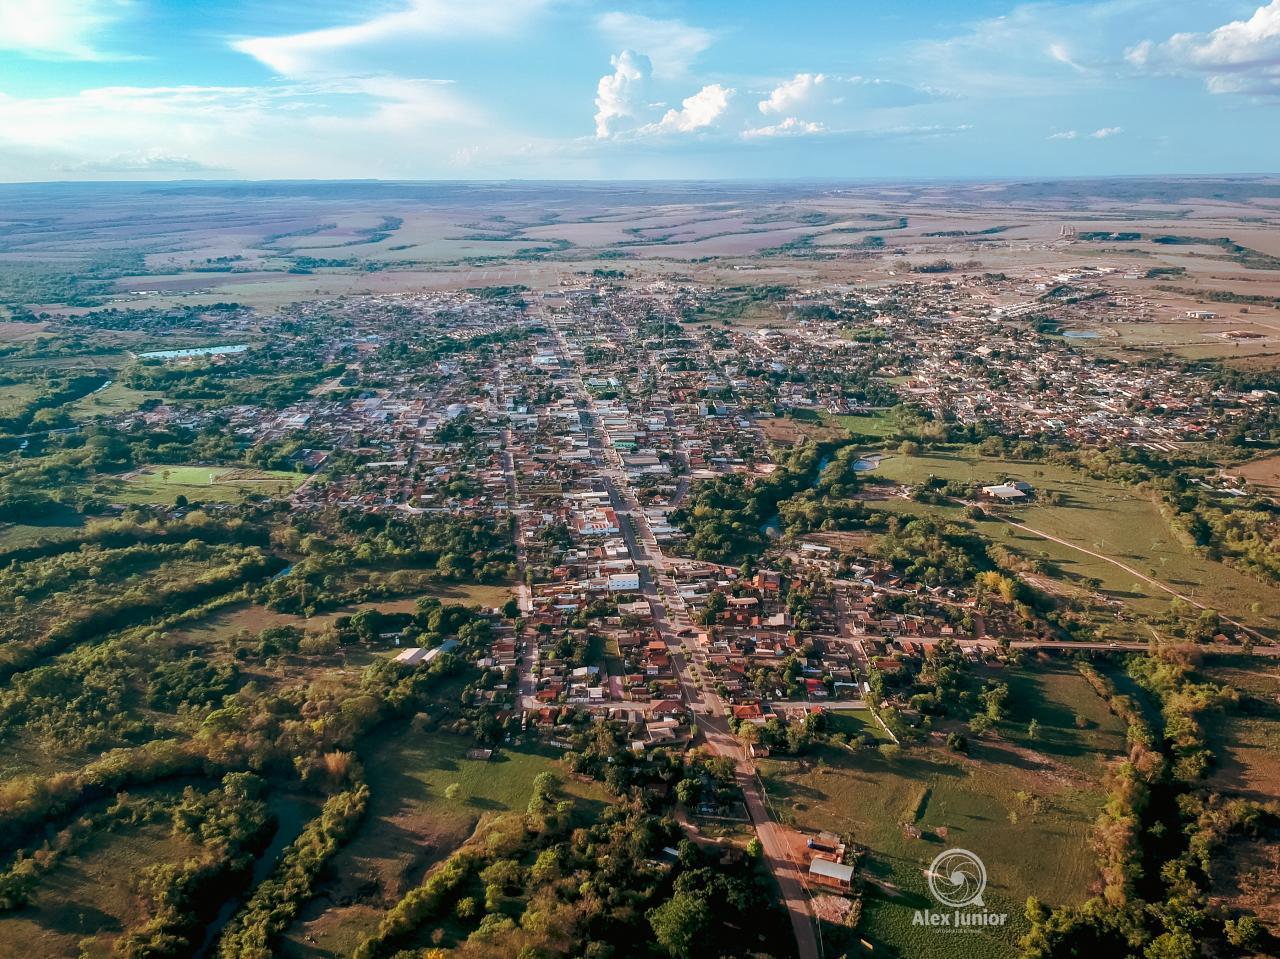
[863,448,1279,636]
[101,465,308,504]
[1235,452,1280,500]
[0,822,198,959]
[993,661,1130,778]
[827,708,893,743]
[826,410,900,438]
[761,664,1119,958]
[280,730,603,958]
[68,380,161,418]
[1200,657,1280,800]
[166,586,513,647]
[0,506,85,551]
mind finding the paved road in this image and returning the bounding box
[547,315,822,959]
[492,366,537,709]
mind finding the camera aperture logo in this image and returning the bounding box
[913,848,1008,931]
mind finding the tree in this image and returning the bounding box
[1027,718,1040,741]
[648,891,710,959]
[675,778,701,807]
[1224,915,1260,949]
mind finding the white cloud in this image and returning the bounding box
[53,150,225,174]
[910,1,1178,96]
[1048,41,1086,72]
[0,79,485,179]
[758,73,827,114]
[1127,0,1280,95]
[742,116,826,139]
[233,0,551,76]
[0,0,133,60]
[757,72,944,121]
[596,11,712,80]
[1047,126,1122,140]
[594,50,651,139]
[645,84,734,135]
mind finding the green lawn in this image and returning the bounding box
[827,708,893,743]
[1199,657,1280,801]
[994,662,1130,778]
[0,506,85,551]
[762,740,1102,959]
[826,410,899,438]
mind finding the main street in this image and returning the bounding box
[545,312,823,959]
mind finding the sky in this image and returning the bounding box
[0,0,1277,181]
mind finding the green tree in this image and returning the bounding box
[648,892,710,959]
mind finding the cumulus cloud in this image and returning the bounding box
[1127,0,1280,95]
[742,117,826,139]
[758,72,827,114]
[1090,125,1123,138]
[594,50,651,139]
[596,11,712,80]
[1048,129,1079,139]
[647,84,733,134]
[233,0,551,76]
[0,0,134,60]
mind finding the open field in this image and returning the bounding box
[761,662,1121,958]
[993,661,1130,778]
[102,465,308,504]
[67,380,161,418]
[166,587,516,648]
[762,744,1101,958]
[0,821,198,958]
[280,731,604,958]
[1234,453,1280,500]
[827,708,893,743]
[1200,657,1280,801]
[0,507,85,550]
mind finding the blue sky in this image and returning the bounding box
[0,0,1276,180]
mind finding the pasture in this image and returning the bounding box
[760,663,1122,958]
